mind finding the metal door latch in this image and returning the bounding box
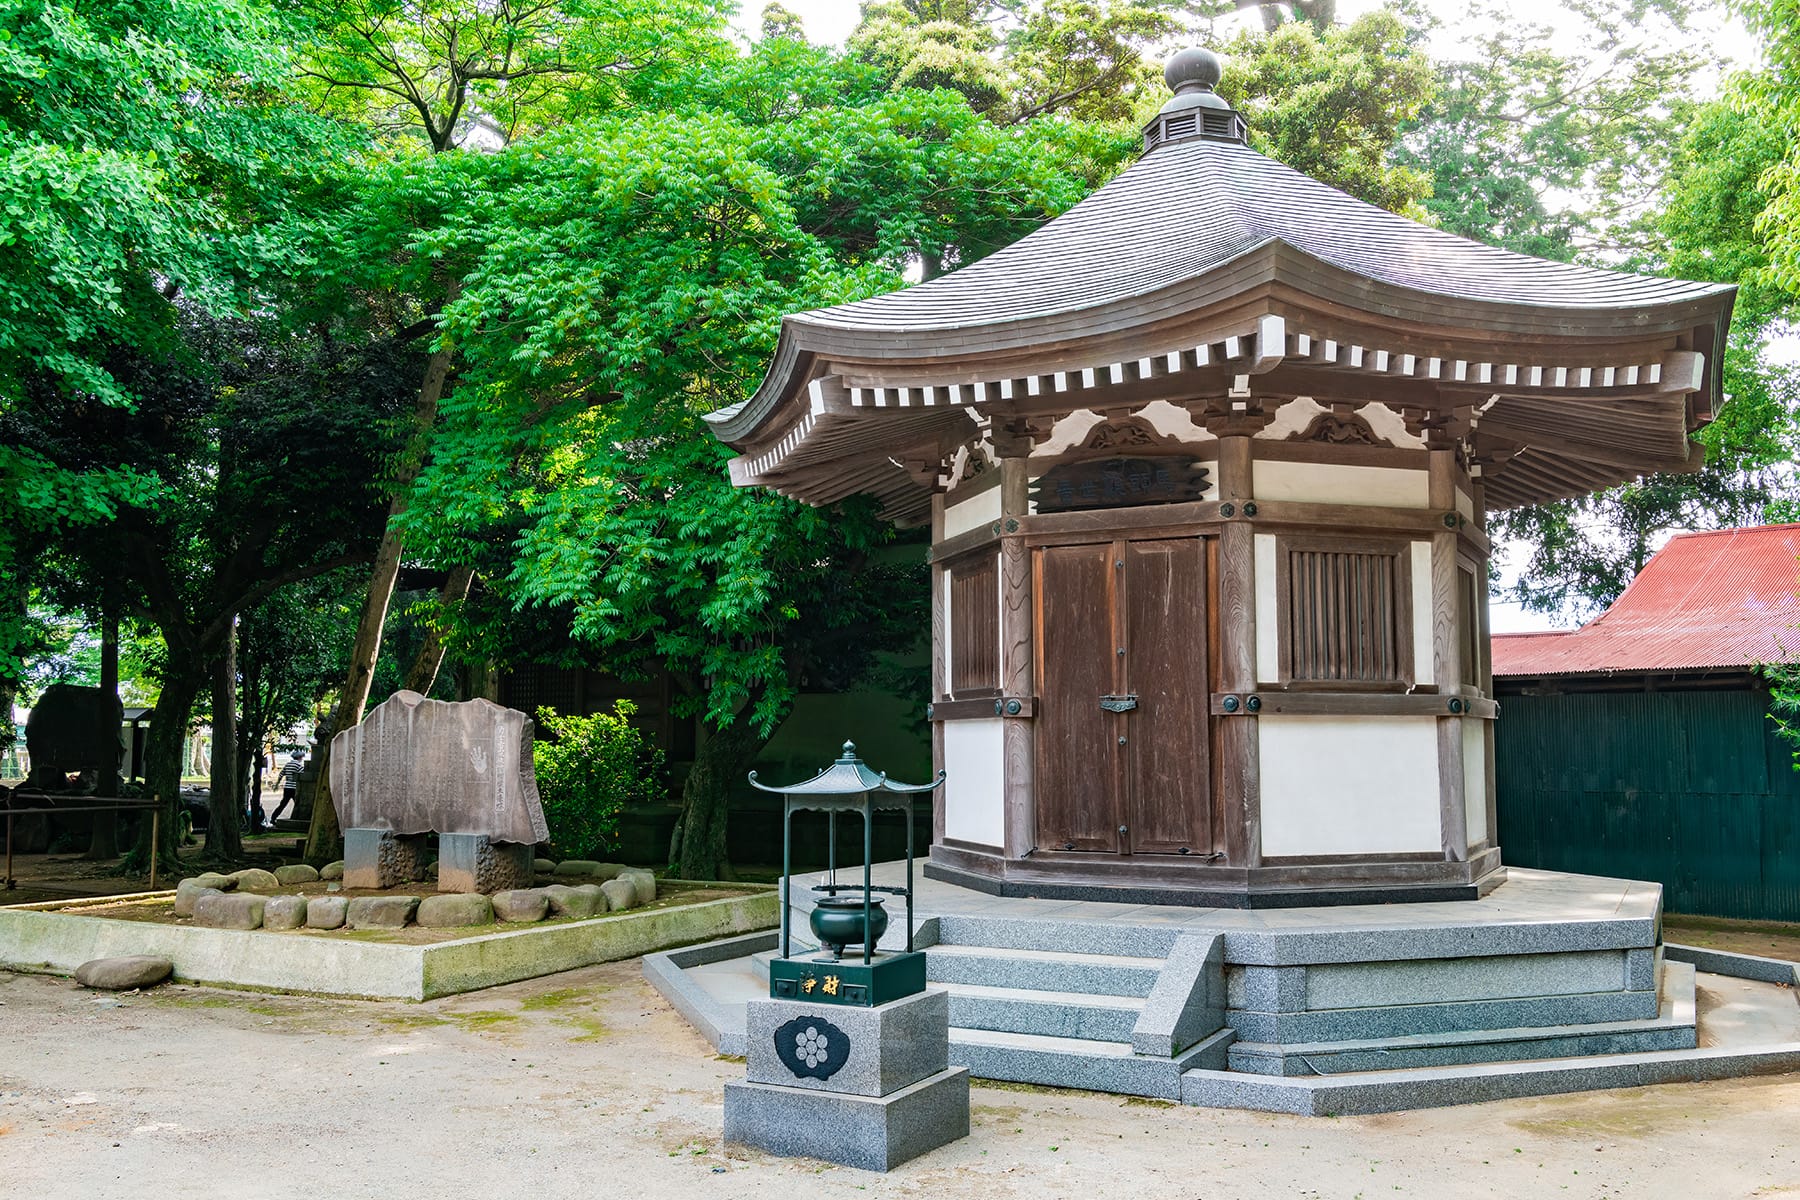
[1099,694,1138,712]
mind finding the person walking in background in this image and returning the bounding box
[270,751,304,824]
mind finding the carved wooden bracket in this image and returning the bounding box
[1294,405,1380,446]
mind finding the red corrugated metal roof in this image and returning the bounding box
[1492,525,1800,677]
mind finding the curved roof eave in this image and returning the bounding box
[710,234,1734,449]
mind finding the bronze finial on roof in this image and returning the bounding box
[1144,47,1247,151]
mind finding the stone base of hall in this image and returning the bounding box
[646,862,1800,1115]
[924,843,1506,909]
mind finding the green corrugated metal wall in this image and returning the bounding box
[1496,688,1800,919]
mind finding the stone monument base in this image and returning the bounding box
[343,828,427,890]
[725,986,968,1171]
[724,1068,970,1172]
[437,834,534,894]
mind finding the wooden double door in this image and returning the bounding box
[1033,536,1213,856]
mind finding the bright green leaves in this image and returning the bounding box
[534,700,663,859]
[291,0,733,152]
[1737,0,1800,294]
[1220,10,1435,215]
[0,0,346,407]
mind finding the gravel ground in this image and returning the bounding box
[3,962,1799,1200]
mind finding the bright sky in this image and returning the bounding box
[729,1,1759,68]
[723,1,1765,633]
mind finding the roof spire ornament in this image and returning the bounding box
[1143,46,1247,152]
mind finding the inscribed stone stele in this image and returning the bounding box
[331,691,549,844]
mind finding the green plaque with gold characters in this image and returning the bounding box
[768,950,927,1008]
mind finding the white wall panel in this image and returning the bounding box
[1463,718,1488,847]
[943,719,1005,849]
[943,487,1002,538]
[1259,716,1442,856]
[1252,460,1430,508]
[1255,533,1279,684]
[1410,539,1434,685]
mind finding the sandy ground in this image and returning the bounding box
[2,964,1799,1200]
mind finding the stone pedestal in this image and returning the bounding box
[436,833,533,894]
[724,988,969,1171]
[343,827,428,890]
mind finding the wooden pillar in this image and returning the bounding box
[997,454,1034,859]
[1472,475,1500,855]
[929,492,947,848]
[1216,435,1259,867]
[1429,450,1468,862]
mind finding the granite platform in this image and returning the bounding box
[648,862,1800,1113]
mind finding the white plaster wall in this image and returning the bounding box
[1252,460,1430,508]
[943,487,1001,538]
[1456,488,1475,522]
[1259,716,1442,856]
[1254,533,1279,684]
[1463,718,1488,847]
[939,567,952,690]
[1410,540,1435,686]
[943,719,1006,849]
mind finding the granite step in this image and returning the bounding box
[1228,961,1699,1076]
[925,943,1166,998]
[951,1027,1230,1100]
[934,914,1179,959]
[941,981,1145,1042]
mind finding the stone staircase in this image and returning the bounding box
[742,887,1695,1102]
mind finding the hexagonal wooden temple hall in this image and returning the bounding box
[708,50,1735,909]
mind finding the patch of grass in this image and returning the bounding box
[559,1015,609,1042]
[375,1011,453,1032]
[445,1009,521,1030]
[972,1079,1089,1098]
[1121,1096,1177,1108]
[520,986,594,1011]
[155,993,289,1017]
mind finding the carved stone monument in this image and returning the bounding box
[333,692,548,892]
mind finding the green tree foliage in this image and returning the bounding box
[293,0,727,151]
[11,314,410,866]
[1397,0,1712,260]
[532,701,663,861]
[1218,10,1435,212]
[1493,76,1800,617]
[0,0,352,776]
[1738,0,1800,293]
[849,0,1196,125]
[379,49,1121,877]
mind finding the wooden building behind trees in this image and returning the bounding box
[710,49,1735,907]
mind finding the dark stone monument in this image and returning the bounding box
[333,691,547,891]
[24,684,123,787]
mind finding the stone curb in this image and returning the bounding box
[1664,943,1800,986]
[1181,1041,1800,1116]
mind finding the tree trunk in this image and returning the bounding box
[85,606,120,859]
[305,328,457,863]
[131,667,204,878]
[672,711,778,881]
[205,623,243,858]
[238,650,262,830]
[402,565,474,695]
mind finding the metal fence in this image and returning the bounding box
[1496,687,1800,920]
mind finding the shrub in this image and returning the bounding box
[532,701,664,861]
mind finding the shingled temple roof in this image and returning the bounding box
[710,49,1736,522]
